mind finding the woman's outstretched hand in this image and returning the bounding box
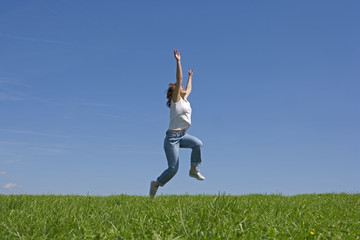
[188,69,194,78]
[174,49,181,61]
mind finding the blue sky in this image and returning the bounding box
[1,1,359,196]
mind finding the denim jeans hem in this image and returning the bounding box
[191,162,201,167]
[156,179,165,187]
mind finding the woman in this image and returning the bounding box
[149,49,205,198]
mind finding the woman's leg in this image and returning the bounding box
[180,133,203,168]
[156,132,181,186]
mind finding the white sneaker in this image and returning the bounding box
[189,170,205,180]
[149,181,158,199]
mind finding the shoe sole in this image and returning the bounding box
[149,181,157,198]
[189,174,205,181]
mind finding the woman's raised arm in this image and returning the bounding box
[172,49,183,103]
[184,69,193,100]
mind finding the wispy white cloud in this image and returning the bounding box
[0,129,69,138]
[0,78,118,107]
[28,146,67,155]
[0,159,18,164]
[0,77,31,88]
[0,142,69,164]
[0,171,6,175]
[0,33,71,45]
[120,150,163,155]
[0,77,29,101]
[97,113,127,119]
[66,98,117,108]
[0,88,25,101]
[82,103,116,107]
[17,95,117,108]
[0,141,26,145]
[0,93,23,101]
[3,183,21,190]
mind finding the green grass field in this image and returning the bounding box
[1,194,359,239]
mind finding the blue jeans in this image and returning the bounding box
[156,131,203,186]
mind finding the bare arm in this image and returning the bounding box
[184,69,193,100]
[173,49,183,103]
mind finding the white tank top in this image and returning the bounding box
[168,98,192,131]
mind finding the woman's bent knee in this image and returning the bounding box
[194,140,203,149]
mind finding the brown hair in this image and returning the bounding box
[166,83,175,108]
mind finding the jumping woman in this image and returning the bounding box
[149,49,205,198]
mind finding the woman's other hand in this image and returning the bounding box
[188,69,194,78]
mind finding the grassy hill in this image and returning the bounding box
[1,194,359,239]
